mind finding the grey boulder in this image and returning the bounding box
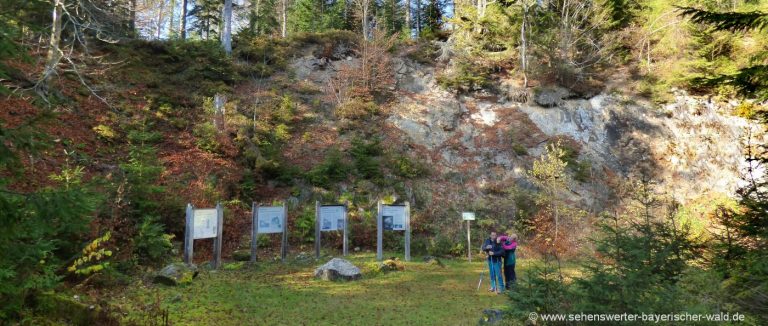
[314,258,362,281]
[153,262,198,286]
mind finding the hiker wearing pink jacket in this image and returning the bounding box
[498,234,517,290]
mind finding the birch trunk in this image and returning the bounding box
[41,0,64,87]
[405,0,411,38]
[281,0,287,38]
[223,0,233,54]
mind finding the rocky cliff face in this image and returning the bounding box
[386,57,763,209]
[280,46,762,213]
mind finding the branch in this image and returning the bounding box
[677,6,768,33]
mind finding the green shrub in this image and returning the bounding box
[92,124,117,140]
[336,99,378,120]
[391,154,428,178]
[406,41,439,65]
[572,160,592,183]
[308,148,350,188]
[276,95,295,123]
[134,217,175,265]
[350,137,383,181]
[110,39,235,106]
[126,128,163,144]
[436,60,494,93]
[512,143,528,156]
[235,37,291,77]
[193,122,220,153]
[292,206,316,243]
[734,101,758,119]
[427,235,464,257]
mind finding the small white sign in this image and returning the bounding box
[382,205,406,231]
[462,212,476,221]
[193,208,218,239]
[258,206,285,234]
[320,205,345,231]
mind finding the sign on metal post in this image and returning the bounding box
[377,201,411,261]
[315,202,349,259]
[251,203,288,262]
[463,212,475,262]
[184,203,224,268]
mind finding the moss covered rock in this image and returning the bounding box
[232,249,251,262]
[153,263,198,286]
[423,256,445,268]
[378,258,405,273]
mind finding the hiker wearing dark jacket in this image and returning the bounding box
[480,232,505,293]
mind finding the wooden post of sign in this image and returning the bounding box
[467,220,472,263]
[376,200,383,261]
[343,202,349,256]
[212,202,223,269]
[281,204,288,262]
[184,203,194,264]
[250,202,257,262]
[315,201,321,259]
[250,202,259,262]
[405,201,411,262]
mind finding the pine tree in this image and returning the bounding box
[420,0,443,35]
[0,115,99,319]
[376,0,404,35]
[188,0,223,39]
[244,0,279,36]
[679,6,768,101]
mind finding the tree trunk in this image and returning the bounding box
[405,0,411,38]
[520,2,528,87]
[180,0,188,39]
[416,0,421,35]
[223,0,233,54]
[169,0,176,38]
[251,0,262,34]
[41,0,64,88]
[362,0,369,40]
[156,0,166,39]
[281,0,287,38]
[130,0,137,32]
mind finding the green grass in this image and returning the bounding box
[111,253,518,325]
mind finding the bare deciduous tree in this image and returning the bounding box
[353,0,372,40]
[325,28,396,105]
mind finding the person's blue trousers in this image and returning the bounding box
[487,258,504,291]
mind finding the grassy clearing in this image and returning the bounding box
[111,253,520,325]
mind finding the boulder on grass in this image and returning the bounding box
[232,250,251,262]
[314,258,362,281]
[479,309,505,325]
[423,255,444,267]
[378,258,405,273]
[153,263,198,286]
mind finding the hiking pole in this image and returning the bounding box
[476,253,486,291]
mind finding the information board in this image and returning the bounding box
[377,201,411,261]
[257,206,285,234]
[382,205,406,231]
[184,203,223,269]
[462,212,476,221]
[319,205,345,231]
[193,209,218,239]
